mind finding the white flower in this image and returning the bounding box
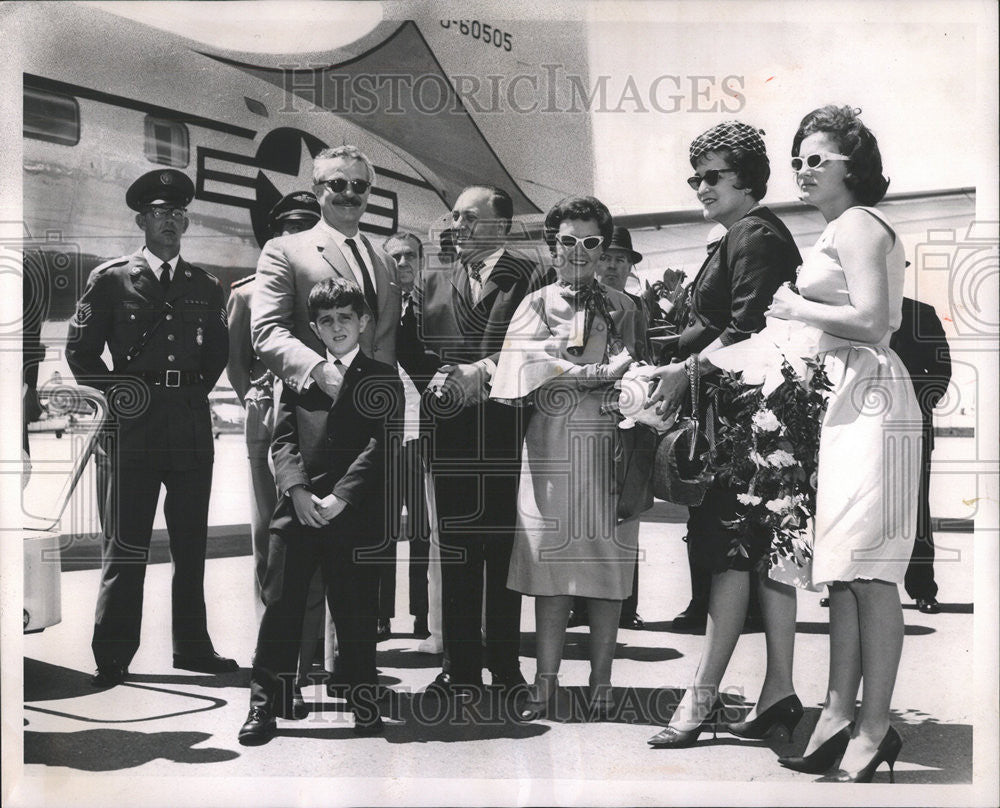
[737,493,763,506]
[765,449,797,468]
[765,496,795,514]
[751,409,781,432]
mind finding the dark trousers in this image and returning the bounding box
[401,439,430,619]
[92,461,214,669]
[429,402,523,682]
[251,532,379,714]
[904,436,938,601]
[245,398,326,672]
[374,539,397,620]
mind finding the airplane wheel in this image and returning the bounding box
[55,430,64,439]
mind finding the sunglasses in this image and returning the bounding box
[791,151,850,172]
[686,168,738,191]
[554,233,605,251]
[318,178,372,195]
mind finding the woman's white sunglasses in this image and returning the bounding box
[791,151,850,172]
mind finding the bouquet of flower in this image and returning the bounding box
[641,268,688,364]
[708,357,832,577]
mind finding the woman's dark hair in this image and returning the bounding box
[689,121,770,200]
[543,196,614,255]
[792,105,890,205]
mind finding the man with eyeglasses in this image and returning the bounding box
[67,168,237,688]
[397,186,542,696]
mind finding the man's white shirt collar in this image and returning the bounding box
[316,219,373,285]
[143,248,180,280]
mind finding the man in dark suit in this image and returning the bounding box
[383,232,432,640]
[227,191,324,702]
[251,145,400,396]
[239,278,403,745]
[400,185,540,692]
[66,169,237,686]
[891,296,952,614]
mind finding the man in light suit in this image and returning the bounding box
[252,145,401,397]
[399,186,541,693]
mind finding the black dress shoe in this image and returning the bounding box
[376,619,392,642]
[91,665,127,688]
[619,612,645,630]
[819,597,831,607]
[424,671,482,697]
[916,597,941,614]
[672,601,707,632]
[173,652,239,674]
[412,615,430,639]
[238,707,276,746]
[490,669,527,690]
[282,685,309,720]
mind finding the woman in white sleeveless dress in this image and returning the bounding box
[765,106,921,783]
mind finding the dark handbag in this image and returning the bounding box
[615,423,657,521]
[652,359,714,506]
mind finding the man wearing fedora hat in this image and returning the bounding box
[67,169,237,687]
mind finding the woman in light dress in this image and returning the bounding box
[759,105,921,783]
[491,196,645,720]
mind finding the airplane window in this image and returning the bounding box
[24,88,80,146]
[144,116,190,168]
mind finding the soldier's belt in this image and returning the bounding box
[136,370,204,388]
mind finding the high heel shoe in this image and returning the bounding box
[818,726,902,783]
[778,723,852,773]
[647,698,724,749]
[726,694,803,739]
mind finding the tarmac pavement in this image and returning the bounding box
[7,435,993,807]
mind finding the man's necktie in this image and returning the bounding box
[344,237,378,314]
[159,262,171,293]
[467,260,486,304]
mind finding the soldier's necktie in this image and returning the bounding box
[159,262,171,293]
[344,237,378,314]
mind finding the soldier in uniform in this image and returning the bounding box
[227,191,324,711]
[67,169,237,687]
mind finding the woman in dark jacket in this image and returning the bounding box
[646,121,804,748]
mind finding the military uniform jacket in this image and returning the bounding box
[226,274,272,405]
[66,250,228,467]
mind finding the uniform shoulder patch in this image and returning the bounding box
[230,274,255,289]
[91,256,130,276]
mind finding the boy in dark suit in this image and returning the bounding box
[239,277,403,745]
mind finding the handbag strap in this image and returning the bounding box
[685,355,700,461]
